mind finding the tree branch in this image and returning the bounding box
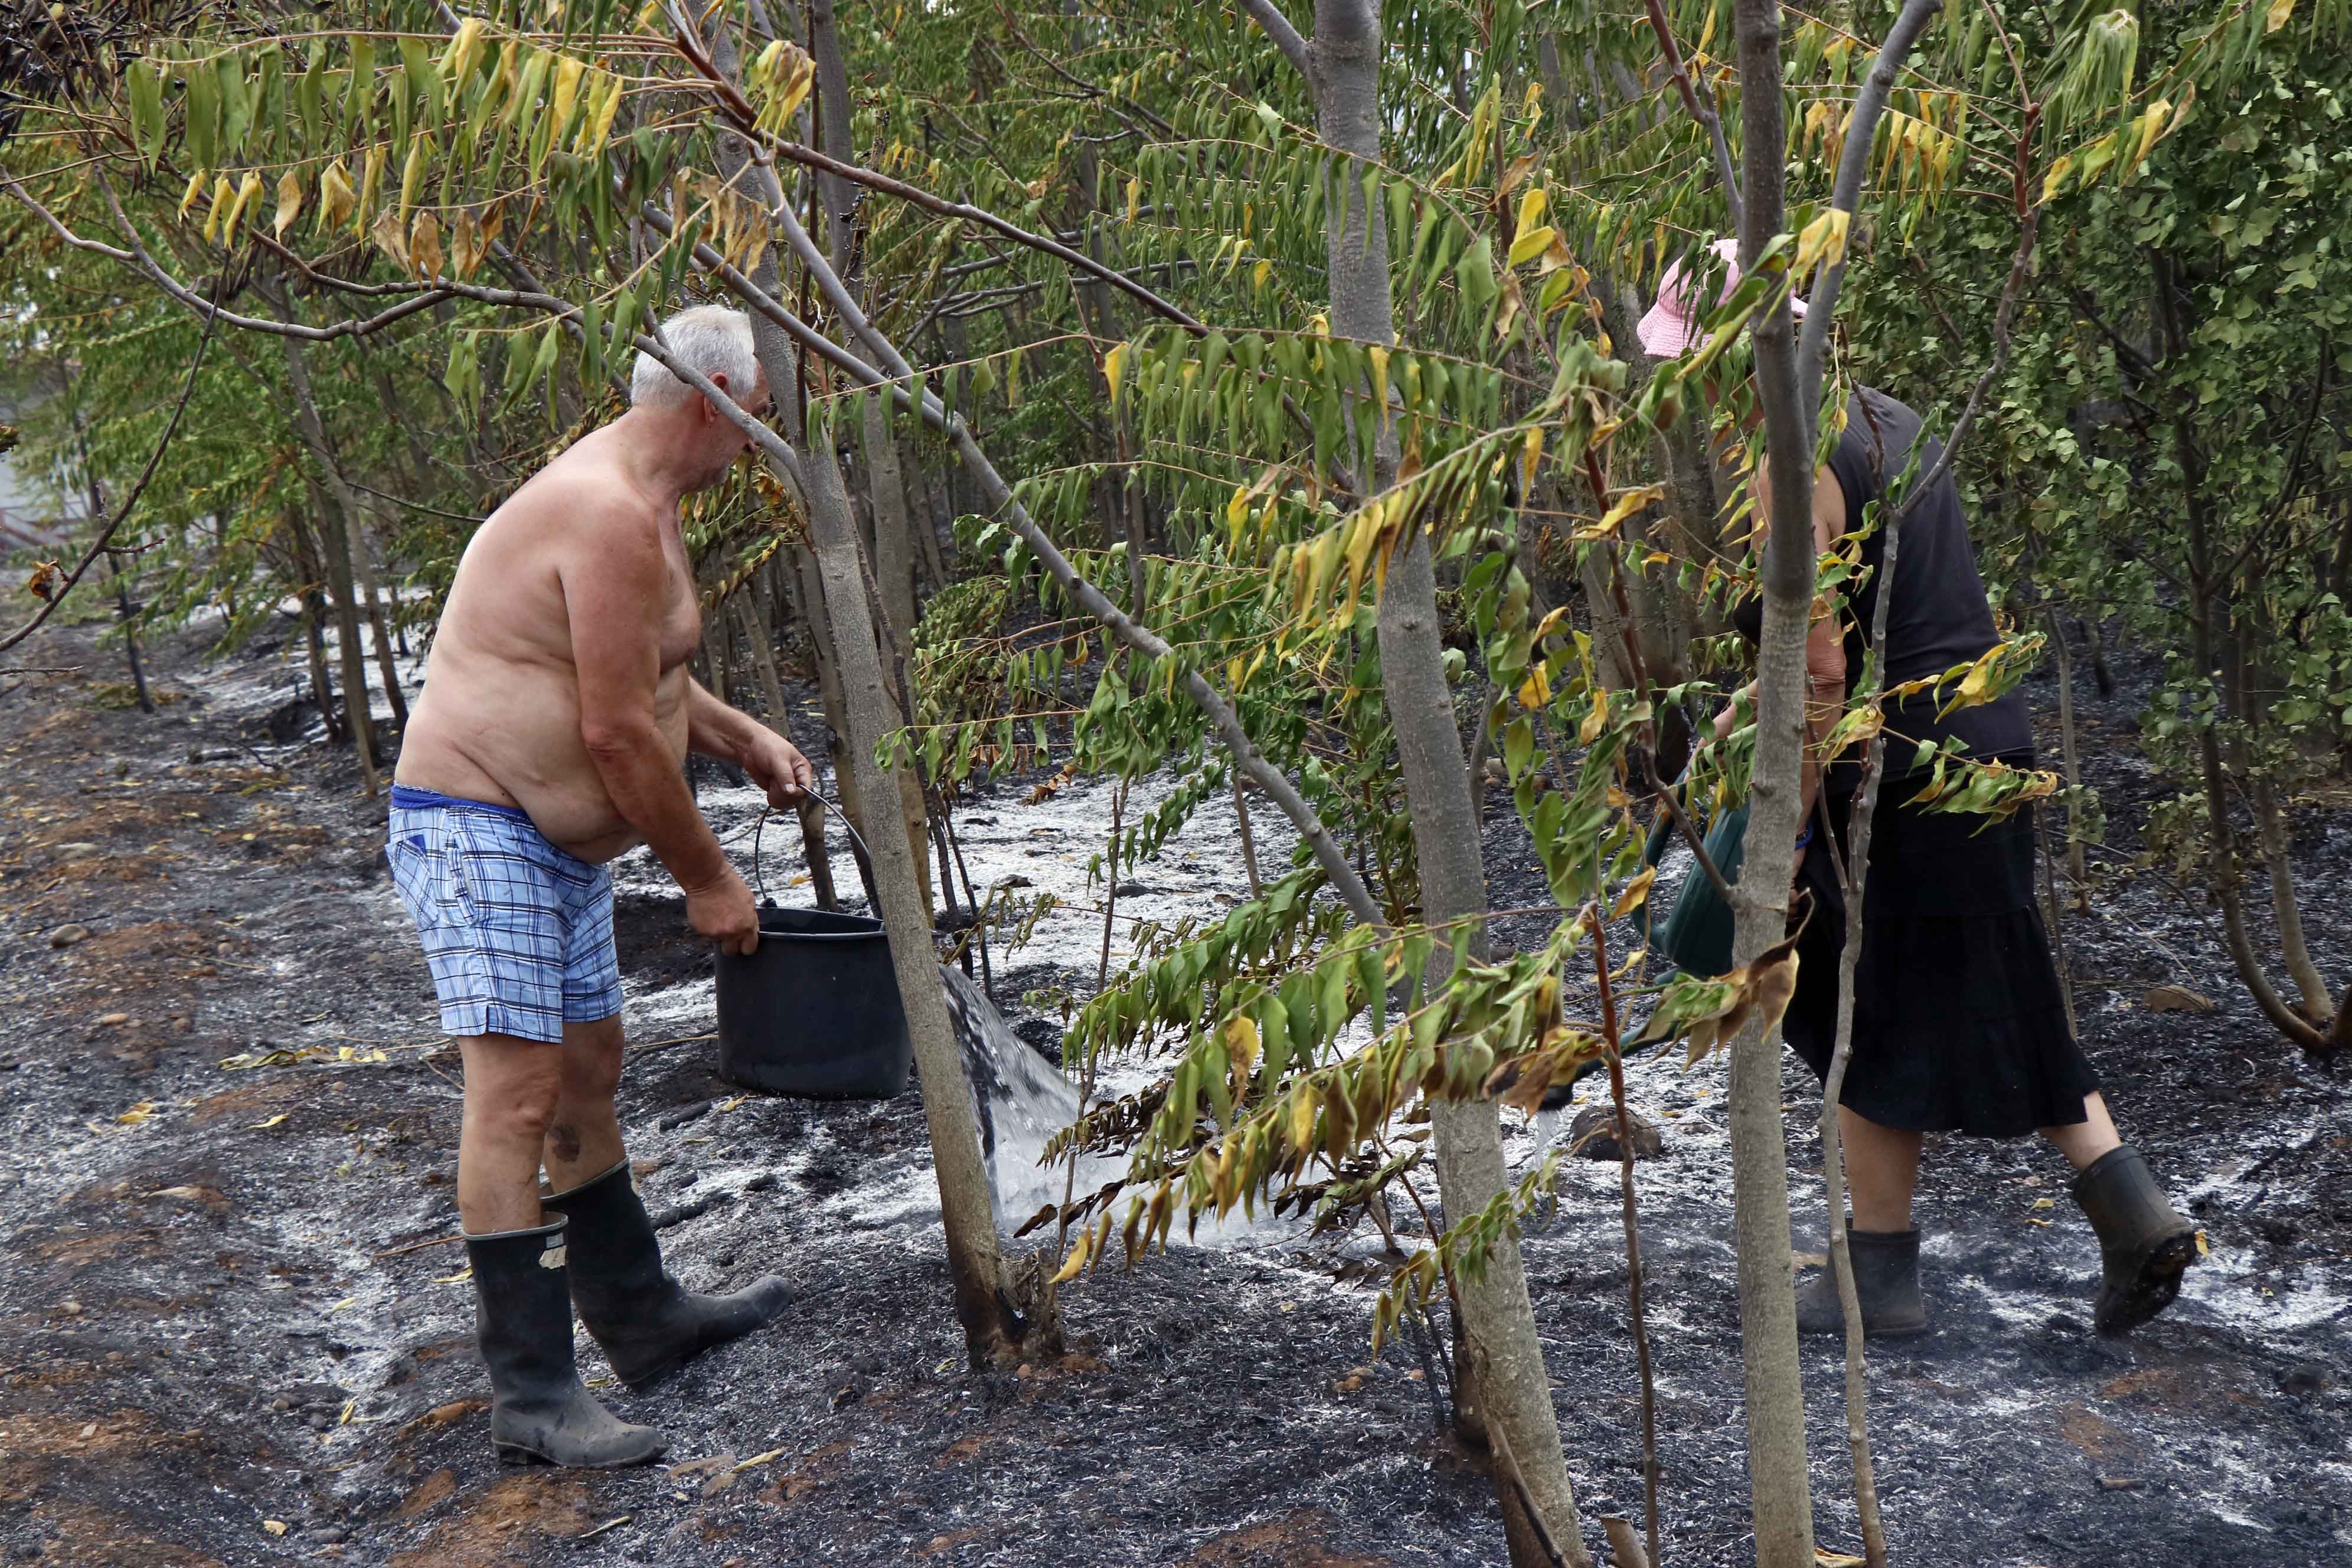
[1240,0,1315,85]
[1794,0,1943,429]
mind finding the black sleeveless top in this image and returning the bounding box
[1733,387,2030,773]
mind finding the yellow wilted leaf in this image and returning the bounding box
[1101,342,1127,407]
[199,175,231,241]
[318,159,355,231]
[1125,175,1141,223]
[1507,224,1557,269]
[250,1113,288,1129]
[398,135,427,224]
[449,207,484,277]
[1049,1225,1092,1284]
[177,169,206,220]
[431,1265,472,1285]
[1815,1553,1868,1568]
[768,50,815,130]
[2265,0,2296,31]
[550,55,586,133]
[369,205,411,269]
[1581,484,1663,542]
[223,172,262,239]
[410,210,443,280]
[1579,684,1609,744]
[442,17,486,81]
[1223,1014,1260,1084]
[2040,153,2073,204]
[578,71,623,155]
[1793,208,1849,275]
[1518,665,1551,710]
[357,142,388,233]
[1288,1086,1319,1151]
[1519,426,1544,496]
[1368,344,1390,410]
[1515,187,1547,236]
[116,1100,158,1126]
[1611,866,1657,921]
[273,168,303,242]
[2129,100,2172,172]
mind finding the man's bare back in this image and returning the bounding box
[397,425,702,863]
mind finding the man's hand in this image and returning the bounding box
[684,864,760,956]
[742,730,815,809]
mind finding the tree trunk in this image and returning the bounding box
[705,18,1029,1364]
[2254,776,2331,1025]
[2045,609,2089,907]
[864,398,922,690]
[300,586,342,745]
[275,325,382,795]
[1726,0,1819,1561]
[1311,4,1588,1562]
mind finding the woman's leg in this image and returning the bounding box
[1841,1106,1925,1231]
[2039,1090,2122,1171]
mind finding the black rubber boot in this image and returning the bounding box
[1795,1227,1928,1338]
[2072,1144,2198,1335]
[465,1221,667,1468]
[543,1160,793,1390]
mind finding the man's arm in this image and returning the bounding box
[684,679,814,806]
[561,501,756,953]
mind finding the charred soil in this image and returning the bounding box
[0,623,2346,1568]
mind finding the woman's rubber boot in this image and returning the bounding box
[466,1221,667,1469]
[2072,1145,2198,1335]
[1795,1227,1928,1338]
[543,1160,793,1390]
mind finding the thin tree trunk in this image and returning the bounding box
[1232,772,1265,898]
[106,554,153,713]
[705,18,1030,1364]
[2046,609,2089,907]
[2255,775,2331,1025]
[864,396,922,671]
[274,325,381,795]
[1726,0,1818,1560]
[300,586,342,745]
[1311,3,1588,1562]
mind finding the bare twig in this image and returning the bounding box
[1586,910,1664,1567]
[1639,0,1743,210]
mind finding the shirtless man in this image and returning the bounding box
[387,306,813,1468]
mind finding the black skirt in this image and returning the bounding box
[1781,754,2098,1137]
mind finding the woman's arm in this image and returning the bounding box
[1705,459,1849,827]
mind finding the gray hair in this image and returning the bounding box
[631,304,758,410]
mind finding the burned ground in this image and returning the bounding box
[0,623,2346,1567]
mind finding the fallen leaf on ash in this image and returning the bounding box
[1815,1552,1867,1567]
[717,1096,746,1112]
[2144,984,2214,1014]
[115,1101,158,1126]
[260,1519,288,1537]
[250,1113,288,1129]
[430,1266,472,1285]
[733,1448,786,1472]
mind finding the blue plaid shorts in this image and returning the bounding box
[386,786,623,1044]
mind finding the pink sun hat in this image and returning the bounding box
[1635,237,1806,359]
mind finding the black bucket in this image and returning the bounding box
[713,806,912,1099]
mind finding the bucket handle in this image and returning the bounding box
[749,793,871,909]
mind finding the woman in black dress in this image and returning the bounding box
[1642,257,2200,1337]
